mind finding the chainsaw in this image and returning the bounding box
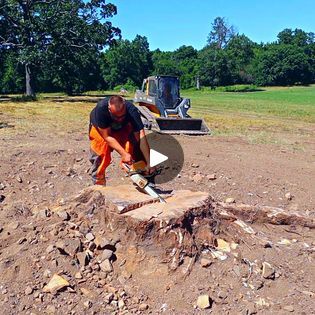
[122,162,166,203]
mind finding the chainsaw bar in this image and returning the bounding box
[123,163,166,203]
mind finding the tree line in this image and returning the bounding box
[0,2,314,96]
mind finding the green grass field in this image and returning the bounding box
[1,85,314,146]
[182,85,315,143]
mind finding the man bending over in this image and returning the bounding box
[89,95,153,185]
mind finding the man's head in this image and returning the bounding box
[108,95,126,122]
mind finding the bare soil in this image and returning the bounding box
[0,101,314,314]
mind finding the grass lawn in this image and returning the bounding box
[1,85,314,146]
[183,85,315,143]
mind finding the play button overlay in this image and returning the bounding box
[150,149,168,167]
[146,131,184,184]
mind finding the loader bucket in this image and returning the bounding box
[155,118,210,135]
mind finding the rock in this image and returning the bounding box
[283,305,294,312]
[66,168,76,176]
[234,220,256,234]
[255,297,269,307]
[100,249,113,261]
[43,274,69,293]
[46,305,56,314]
[278,239,292,245]
[17,237,27,244]
[225,197,235,204]
[80,288,95,299]
[8,222,19,230]
[57,239,81,256]
[36,208,51,219]
[216,239,231,252]
[43,269,51,278]
[207,174,216,180]
[83,301,92,309]
[105,293,114,304]
[218,291,227,299]
[210,249,228,261]
[192,173,204,183]
[46,245,55,254]
[88,242,96,251]
[94,236,110,249]
[0,183,5,190]
[0,195,5,203]
[24,286,33,295]
[65,239,82,256]
[243,302,257,315]
[197,294,211,309]
[77,252,89,266]
[55,240,66,251]
[118,299,125,309]
[285,192,293,200]
[139,303,149,311]
[57,211,70,221]
[100,259,113,273]
[262,262,275,280]
[191,163,199,168]
[16,176,23,183]
[200,258,212,268]
[85,232,95,242]
[74,272,83,279]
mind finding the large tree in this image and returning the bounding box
[254,44,313,86]
[198,45,232,87]
[0,50,24,93]
[173,45,198,88]
[152,49,180,77]
[0,0,120,96]
[101,35,152,88]
[226,34,255,83]
[278,28,315,47]
[207,17,236,49]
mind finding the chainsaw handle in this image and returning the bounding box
[122,162,131,171]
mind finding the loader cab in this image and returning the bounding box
[158,76,180,109]
[141,78,157,95]
[142,76,180,110]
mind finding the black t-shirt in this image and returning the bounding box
[90,98,144,132]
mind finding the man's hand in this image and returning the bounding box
[121,152,133,165]
[144,166,157,175]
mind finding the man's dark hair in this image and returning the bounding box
[109,95,125,109]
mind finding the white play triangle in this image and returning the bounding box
[150,149,168,167]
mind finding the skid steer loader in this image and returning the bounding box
[133,75,210,135]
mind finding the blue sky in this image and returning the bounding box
[110,0,315,51]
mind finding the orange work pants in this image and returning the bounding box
[89,123,144,185]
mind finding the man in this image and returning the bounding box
[89,95,153,185]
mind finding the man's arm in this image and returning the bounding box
[134,129,156,174]
[135,129,150,165]
[98,127,132,164]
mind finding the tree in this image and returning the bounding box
[198,45,232,87]
[226,34,255,83]
[173,46,198,88]
[207,17,236,49]
[100,35,152,89]
[152,49,180,77]
[253,44,313,86]
[278,28,314,46]
[0,0,120,96]
[0,50,24,93]
[151,46,198,89]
